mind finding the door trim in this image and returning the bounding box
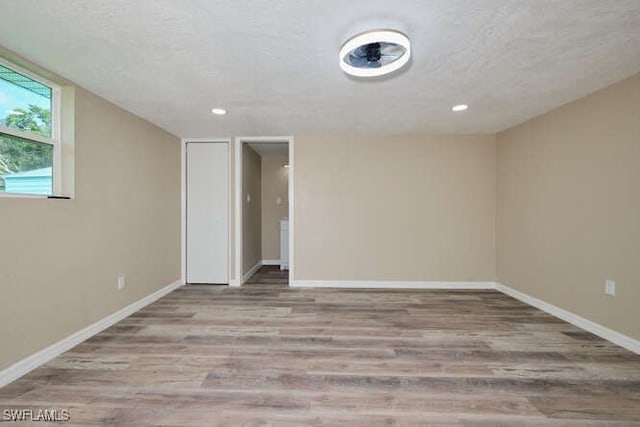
[181,138,232,285]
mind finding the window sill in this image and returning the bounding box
[0,193,72,199]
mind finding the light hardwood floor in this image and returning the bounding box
[1,266,639,426]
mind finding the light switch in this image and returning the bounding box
[276,196,282,205]
[605,279,616,296]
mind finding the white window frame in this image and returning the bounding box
[0,57,62,197]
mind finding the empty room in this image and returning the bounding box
[0,1,639,425]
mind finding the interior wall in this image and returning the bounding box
[242,144,262,275]
[261,156,289,261]
[497,72,640,340]
[0,85,181,370]
[294,134,496,282]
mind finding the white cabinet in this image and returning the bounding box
[280,219,289,270]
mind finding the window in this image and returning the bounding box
[0,59,60,196]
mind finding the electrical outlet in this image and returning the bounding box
[118,275,126,290]
[605,279,615,296]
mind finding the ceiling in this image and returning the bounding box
[1,1,639,137]
[248,142,288,158]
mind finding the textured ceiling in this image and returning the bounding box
[1,0,639,137]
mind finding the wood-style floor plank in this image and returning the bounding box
[1,265,639,426]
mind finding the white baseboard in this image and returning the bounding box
[495,283,640,355]
[0,279,184,389]
[261,259,281,266]
[241,260,263,284]
[228,279,241,287]
[290,280,496,289]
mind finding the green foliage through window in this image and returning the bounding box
[0,62,55,194]
[1,105,51,138]
[0,133,52,179]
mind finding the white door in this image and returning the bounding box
[186,142,229,284]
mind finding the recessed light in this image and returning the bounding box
[452,104,469,112]
[339,29,411,77]
[283,164,290,168]
[211,108,227,115]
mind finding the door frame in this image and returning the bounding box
[234,136,294,286]
[181,138,232,285]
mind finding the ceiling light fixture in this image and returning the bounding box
[339,29,411,77]
[452,104,469,112]
[283,164,290,168]
[211,108,227,115]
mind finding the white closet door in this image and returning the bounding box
[186,142,229,284]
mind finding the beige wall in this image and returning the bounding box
[497,73,640,340]
[294,134,496,282]
[261,156,289,261]
[242,144,262,274]
[0,86,181,370]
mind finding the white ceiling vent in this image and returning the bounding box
[339,29,411,77]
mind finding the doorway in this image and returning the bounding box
[235,137,294,286]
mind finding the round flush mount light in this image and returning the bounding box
[339,29,411,77]
[211,108,227,115]
[452,104,469,112]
